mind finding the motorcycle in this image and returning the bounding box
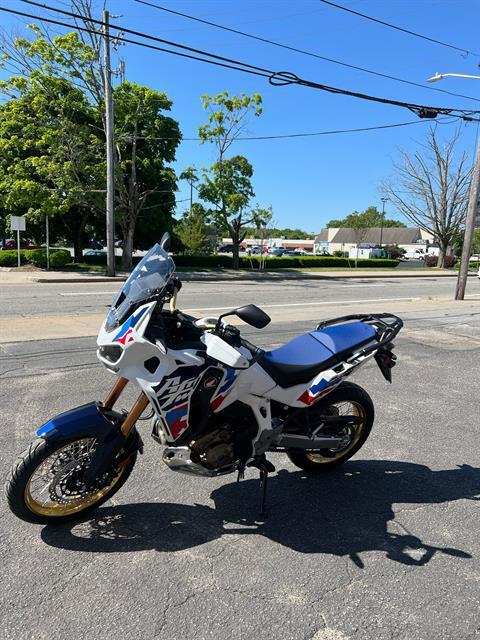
[5,234,403,525]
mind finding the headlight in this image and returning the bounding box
[98,345,123,363]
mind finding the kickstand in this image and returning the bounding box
[259,468,269,518]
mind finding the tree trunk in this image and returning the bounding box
[73,214,88,262]
[121,223,134,271]
[437,242,448,269]
[232,241,240,270]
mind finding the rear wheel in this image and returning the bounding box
[287,381,374,473]
[5,436,137,525]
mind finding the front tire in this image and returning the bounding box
[5,436,137,525]
[287,381,374,473]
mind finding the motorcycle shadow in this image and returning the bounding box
[41,459,479,567]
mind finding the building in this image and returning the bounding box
[314,227,453,256]
[221,238,315,251]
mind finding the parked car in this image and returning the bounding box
[217,244,232,253]
[269,247,285,257]
[89,239,106,250]
[283,249,297,256]
[1,238,39,250]
[84,249,107,257]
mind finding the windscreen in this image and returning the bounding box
[105,244,175,332]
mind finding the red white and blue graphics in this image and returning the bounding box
[113,307,148,345]
[297,378,341,405]
[155,373,198,440]
[210,367,237,411]
[154,366,237,441]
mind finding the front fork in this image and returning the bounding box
[102,377,150,437]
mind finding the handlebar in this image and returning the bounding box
[239,336,265,365]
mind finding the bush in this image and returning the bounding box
[0,250,23,266]
[0,248,71,268]
[425,255,455,268]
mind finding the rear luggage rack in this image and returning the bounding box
[316,313,403,361]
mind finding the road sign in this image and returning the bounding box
[10,216,26,231]
[10,216,26,268]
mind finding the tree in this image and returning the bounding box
[382,127,471,268]
[198,155,270,267]
[0,11,181,269]
[176,203,210,254]
[0,74,104,260]
[113,81,181,269]
[197,92,263,268]
[179,166,199,215]
[326,206,406,229]
[343,212,371,267]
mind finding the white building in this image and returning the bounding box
[314,227,453,256]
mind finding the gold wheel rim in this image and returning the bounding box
[24,439,127,518]
[305,400,366,464]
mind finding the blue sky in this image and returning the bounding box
[1,0,480,233]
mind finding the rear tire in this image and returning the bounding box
[287,381,374,473]
[5,437,137,525]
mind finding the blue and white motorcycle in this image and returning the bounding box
[5,234,403,524]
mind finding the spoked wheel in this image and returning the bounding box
[5,437,137,525]
[287,381,374,473]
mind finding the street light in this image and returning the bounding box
[425,71,480,300]
[427,72,480,83]
[380,196,388,250]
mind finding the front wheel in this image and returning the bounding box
[5,436,137,525]
[287,381,374,473]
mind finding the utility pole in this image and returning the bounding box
[380,196,388,249]
[455,138,480,300]
[103,9,116,277]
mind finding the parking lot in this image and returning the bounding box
[1,276,480,639]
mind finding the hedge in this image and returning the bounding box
[0,249,71,268]
[80,253,399,270]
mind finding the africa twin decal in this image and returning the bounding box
[154,371,203,440]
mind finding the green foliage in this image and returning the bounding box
[198,91,262,158]
[382,244,406,259]
[176,203,211,254]
[326,206,406,228]
[0,250,24,266]
[0,248,70,268]
[113,81,181,268]
[0,71,105,258]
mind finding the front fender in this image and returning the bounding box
[36,402,143,486]
[37,402,122,441]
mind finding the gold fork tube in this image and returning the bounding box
[120,393,150,437]
[102,376,128,410]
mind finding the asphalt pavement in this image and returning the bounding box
[1,280,480,640]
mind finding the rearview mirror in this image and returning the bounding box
[235,304,271,329]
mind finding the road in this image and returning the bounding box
[0,274,468,317]
[1,277,480,640]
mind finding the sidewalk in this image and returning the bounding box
[0,267,472,285]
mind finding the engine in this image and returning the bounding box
[189,426,236,470]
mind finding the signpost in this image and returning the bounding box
[10,216,26,268]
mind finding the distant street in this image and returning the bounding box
[0,274,469,318]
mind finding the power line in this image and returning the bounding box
[124,118,460,142]
[134,0,480,104]
[2,3,479,123]
[318,0,480,57]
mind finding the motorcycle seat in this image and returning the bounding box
[259,322,377,388]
